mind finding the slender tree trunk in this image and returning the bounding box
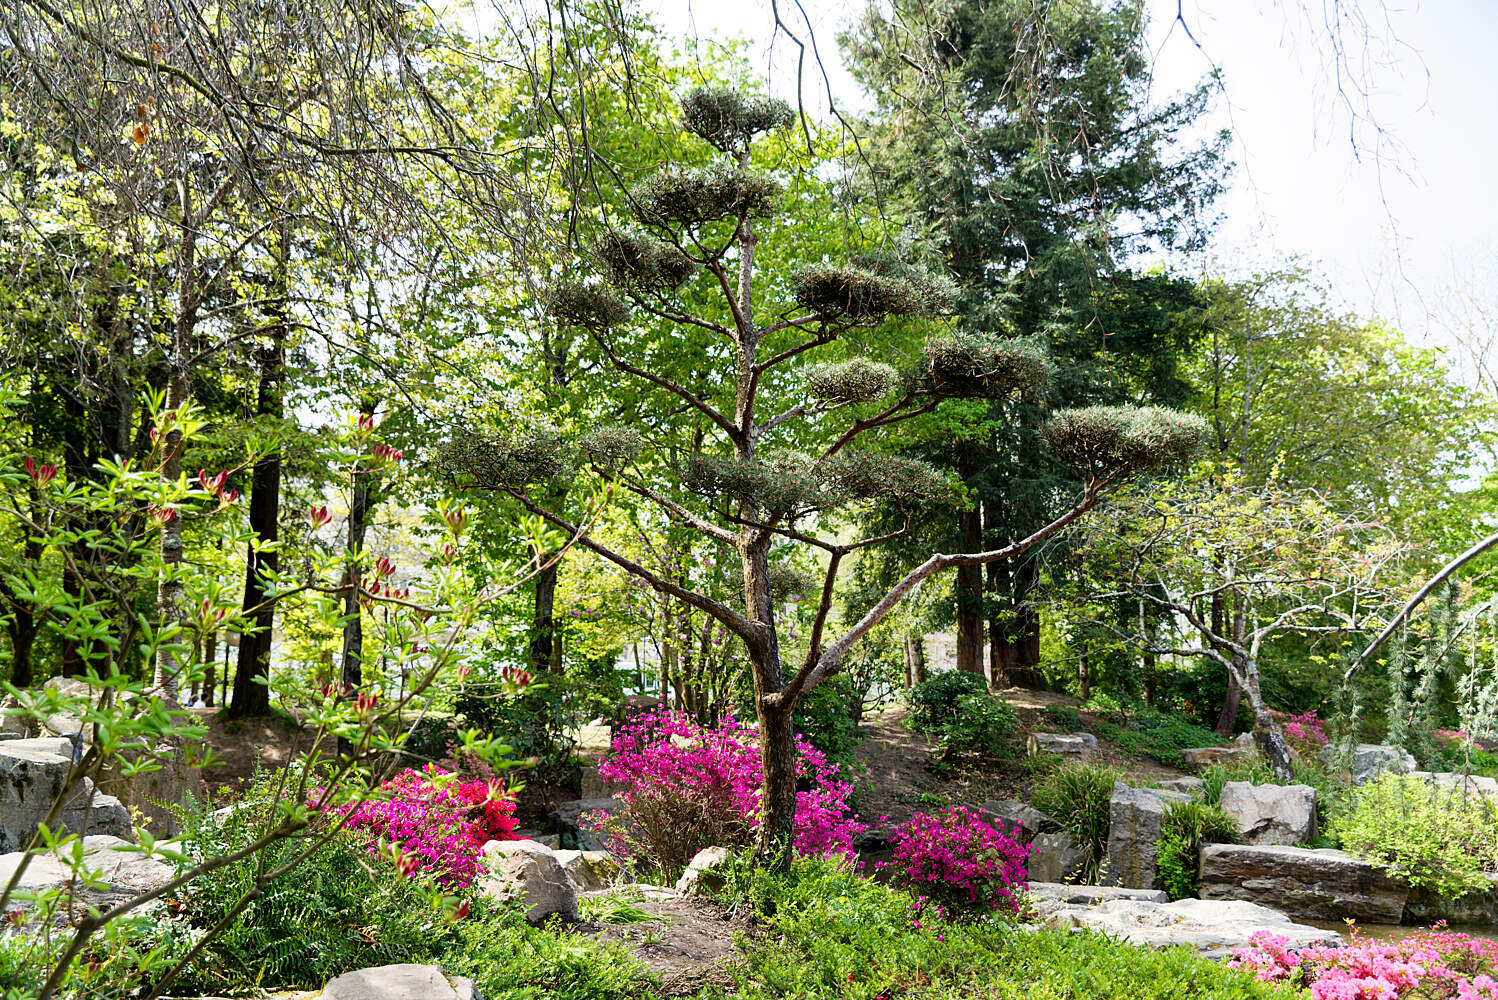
[4,606,36,689]
[955,506,984,676]
[202,630,217,707]
[1078,649,1091,702]
[903,632,926,689]
[755,695,797,860]
[1216,667,1243,736]
[341,463,372,690]
[529,560,560,675]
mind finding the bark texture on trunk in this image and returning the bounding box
[529,559,559,676]
[341,464,372,690]
[955,506,984,676]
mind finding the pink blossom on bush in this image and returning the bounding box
[1231,926,1498,1000]
[587,709,864,876]
[877,806,1028,916]
[331,765,517,887]
[1270,709,1330,754]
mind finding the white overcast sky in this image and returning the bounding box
[637,0,1498,356]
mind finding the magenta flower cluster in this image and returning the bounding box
[1270,709,1330,753]
[588,709,864,872]
[1231,927,1498,1000]
[333,765,518,888]
[878,806,1028,915]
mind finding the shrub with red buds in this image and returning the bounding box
[24,457,58,486]
[308,505,333,529]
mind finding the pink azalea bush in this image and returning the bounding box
[585,709,864,877]
[332,765,518,888]
[877,806,1028,917]
[1231,927,1498,1000]
[1270,709,1330,754]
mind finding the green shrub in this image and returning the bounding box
[1157,801,1242,901]
[1095,710,1223,768]
[793,673,864,771]
[1329,772,1498,897]
[456,675,575,768]
[1042,704,1084,730]
[1032,763,1125,881]
[713,855,1295,1000]
[931,693,1019,772]
[908,670,989,731]
[172,796,458,991]
[1199,759,1276,806]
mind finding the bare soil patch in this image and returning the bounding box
[584,896,757,997]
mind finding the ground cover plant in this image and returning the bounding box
[1031,762,1125,882]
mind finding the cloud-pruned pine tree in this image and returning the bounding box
[441,87,1205,862]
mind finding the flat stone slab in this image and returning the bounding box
[0,835,173,895]
[322,964,478,1000]
[1179,746,1253,770]
[1038,896,1341,959]
[1027,732,1097,762]
[1198,843,1407,923]
[1028,882,1168,905]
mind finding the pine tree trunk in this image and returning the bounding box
[755,699,797,862]
[529,559,559,675]
[955,506,984,676]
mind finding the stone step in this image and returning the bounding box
[1198,842,1407,924]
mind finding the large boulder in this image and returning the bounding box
[675,845,733,896]
[1197,843,1407,923]
[0,835,173,896]
[1038,895,1341,959]
[96,742,203,838]
[1321,743,1416,785]
[40,676,92,743]
[1103,783,1190,890]
[549,798,620,851]
[976,798,1060,842]
[1218,782,1317,846]
[60,778,133,841]
[553,849,616,892]
[1404,877,1498,925]
[1026,831,1089,884]
[1027,732,1097,763]
[322,964,479,1000]
[0,738,72,853]
[1179,746,1254,771]
[1413,771,1498,805]
[476,839,577,925]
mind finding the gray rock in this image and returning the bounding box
[579,765,614,800]
[1179,746,1254,771]
[976,798,1061,841]
[0,835,173,895]
[0,739,72,853]
[1404,877,1498,925]
[1103,783,1190,890]
[1321,743,1417,785]
[1027,883,1169,906]
[1038,896,1340,959]
[549,798,620,851]
[1154,776,1207,795]
[477,839,577,924]
[1197,843,1407,923]
[322,964,479,1000]
[1027,732,1097,762]
[675,845,733,896]
[40,676,93,744]
[60,778,133,840]
[553,849,610,891]
[1026,831,1089,884]
[1219,782,1317,845]
[1412,771,1498,804]
[96,742,202,837]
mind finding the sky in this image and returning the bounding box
[639,0,1498,359]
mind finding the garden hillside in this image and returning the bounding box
[3,0,1498,999]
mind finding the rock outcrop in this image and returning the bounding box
[1218,782,1317,845]
[322,964,480,1000]
[0,738,73,853]
[1037,894,1341,959]
[1197,843,1407,923]
[675,846,733,896]
[549,798,620,851]
[1026,832,1089,884]
[1026,732,1097,763]
[477,839,578,925]
[1320,743,1417,785]
[0,835,173,897]
[1103,783,1190,890]
[976,798,1060,842]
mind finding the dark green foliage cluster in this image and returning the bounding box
[1095,709,1223,769]
[549,281,630,330]
[804,357,899,404]
[915,332,1055,400]
[1033,762,1126,880]
[438,430,571,490]
[456,674,575,768]
[791,674,864,772]
[171,796,455,991]
[1043,704,1084,729]
[679,86,794,152]
[634,164,782,226]
[931,692,1020,774]
[793,260,942,320]
[685,449,950,519]
[1157,800,1241,901]
[907,669,988,731]
[1041,405,1205,479]
[577,425,645,476]
[714,856,1292,1000]
[766,561,819,601]
[593,229,696,291]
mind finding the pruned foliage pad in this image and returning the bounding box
[438,430,571,489]
[766,562,818,602]
[551,281,630,331]
[1041,405,1205,478]
[680,86,795,152]
[819,450,953,509]
[915,333,1055,399]
[594,229,696,291]
[684,449,951,519]
[805,358,899,404]
[635,165,782,226]
[794,252,951,321]
[578,426,644,476]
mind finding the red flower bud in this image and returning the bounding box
[309,505,333,529]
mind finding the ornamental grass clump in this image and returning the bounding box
[334,765,519,887]
[586,709,864,880]
[879,806,1028,917]
[1231,927,1498,1000]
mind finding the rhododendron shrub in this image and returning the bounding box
[878,806,1028,916]
[334,765,518,887]
[1232,927,1498,1000]
[1269,709,1329,755]
[585,709,863,877]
